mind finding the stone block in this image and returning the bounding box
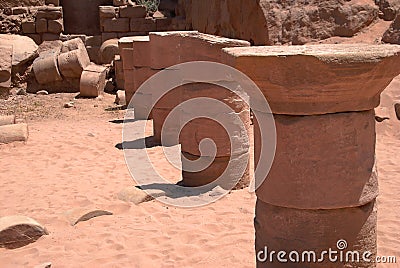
[21,21,36,34]
[103,18,130,32]
[47,19,64,34]
[119,5,147,18]
[99,6,117,19]
[254,110,378,209]
[36,18,48,33]
[33,50,63,84]
[130,18,157,32]
[58,49,91,78]
[36,6,63,20]
[80,64,107,98]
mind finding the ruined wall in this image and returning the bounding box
[0,0,45,8]
[178,0,379,45]
[60,0,112,35]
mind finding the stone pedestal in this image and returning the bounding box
[222,44,400,267]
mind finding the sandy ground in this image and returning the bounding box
[0,76,399,268]
[0,93,256,268]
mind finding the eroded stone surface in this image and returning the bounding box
[255,110,377,209]
[64,207,113,226]
[255,199,377,268]
[222,44,400,114]
[383,14,400,44]
[0,215,48,249]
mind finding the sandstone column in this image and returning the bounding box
[222,44,400,267]
[149,31,251,188]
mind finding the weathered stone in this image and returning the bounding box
[60,37,85,53]
[0,34,38,69]
[0,115,15,126]
[58,49,90,78]
[0,123,29,144]
[149,31,250,69]
[130,18,157,32]
[36,18,48,33]
[80,64,107,98]
[47,19,64,34]
[42,33,60,42]
[180,0,378,45]
[117,186,154,205]
[37,40,62,55]
[64,207,113,226]
[113,0,128,6]
[395,103,400,120]
[0,45,12,89]
[254,111,378,209]
[21,21,36,34]
[115,90,126,105]
[255,199,377,268]
[131,35,150,67]
[382,14,400,44]
[222,44,400,115]
[36,6,63,20]
[45,0,59,5]
[376,0,400,21]
[99,6,117,18]
[0,216,48,249]
[119,5,147,18]
[181,151,250,190]
[12,7,28,15]
[99,38,119,64]
[103,18,130,33]
[33,50,63,84]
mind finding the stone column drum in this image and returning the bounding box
[222,44,400,267]
[149,31,251,188]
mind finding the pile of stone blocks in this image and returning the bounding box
[99,4,188,43]
[19,6,64,44]
[31,38,107,97]
[0,115,28,144]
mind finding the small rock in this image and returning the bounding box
[34,262,52,268]
[36,90,49,95]
[375,107,390,122]
[117,186,154,205]
[115,90,126,106]
[153,11,165,18]
[64,207,113,226]
[0,216,48,249]
[395,103,400,120]
[63,102,74,108]
[104,79,115,94]
[16,88,27,96]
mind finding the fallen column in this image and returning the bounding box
[80,64,107,98]
[0,123,29,144]
[222,44,400,267]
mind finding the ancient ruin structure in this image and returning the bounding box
[222,44,400,267]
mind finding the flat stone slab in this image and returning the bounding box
[0,216,48,249]
[64,207,113,226]
[117,186,154,205]
[222,44,400,114]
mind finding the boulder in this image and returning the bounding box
[179,0,378,45]
[80,64,107,98]
[0,215,48,249]
[0,34,38,70]
[0,45,12,89]
[383,13,400,44]
[376,0,400,20]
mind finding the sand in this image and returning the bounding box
[0,75,399,267]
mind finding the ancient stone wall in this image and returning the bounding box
[177,0,379,45]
